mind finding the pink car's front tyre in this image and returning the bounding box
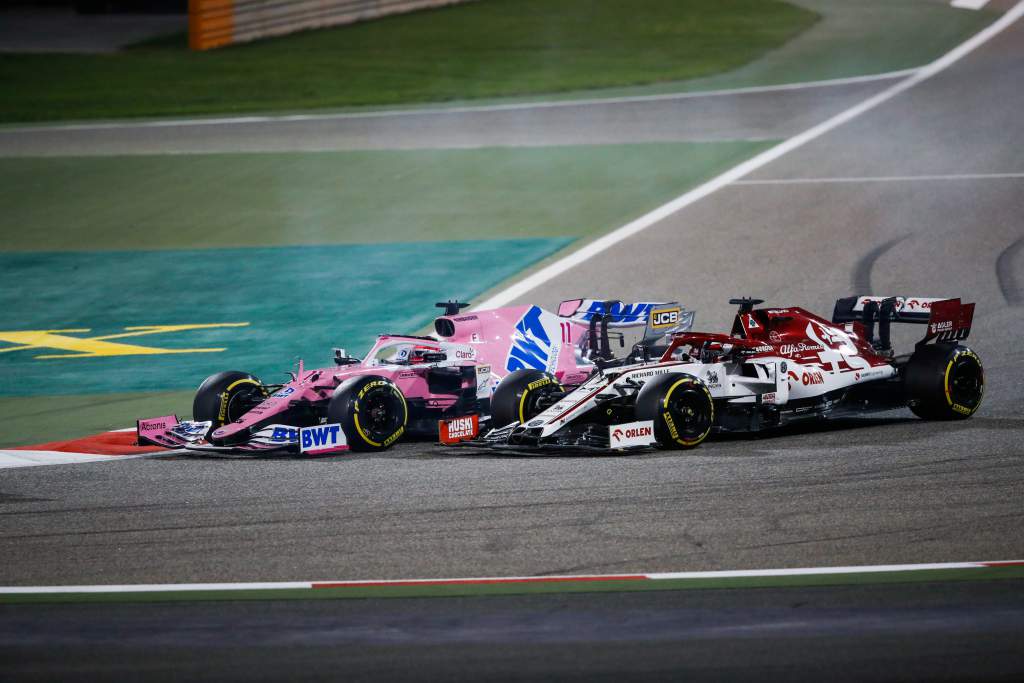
[193,370,268,437]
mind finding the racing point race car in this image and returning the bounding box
[137,298,694,455]
[476,295,984,452]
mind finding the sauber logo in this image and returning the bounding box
[440,415,479,444]
[608,420,657,448]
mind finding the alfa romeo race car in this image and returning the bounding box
[474,295,984,452]
[137,298,693,454]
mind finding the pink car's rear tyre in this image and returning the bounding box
[328,375,408,451]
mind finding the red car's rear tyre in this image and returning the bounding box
[904,344,984,420]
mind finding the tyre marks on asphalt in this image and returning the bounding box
[995,236,1024,305]
[475,2,1024,310]
[851,235,910,293]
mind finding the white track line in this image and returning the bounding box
[0,581,314,594]
[0,70,915,134]
[734,172,1024,185]
[952,0,991,10]
[472,1,1024,310]
[0,449,167,469]
[1,560,1017,594]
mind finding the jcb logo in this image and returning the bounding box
[651,308,680,328]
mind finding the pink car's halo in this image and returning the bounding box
[137,299,695,455]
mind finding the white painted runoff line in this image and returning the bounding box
[473,0,1024,310]
[734,172,1024,185]
[646,561,1001,579]
[0,581,313,594]
[0,449,162,469]
[1,560,1018,595]
[952,0,991,10]
[1,69,915,134]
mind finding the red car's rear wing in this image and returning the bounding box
[921,298,975,345]
[832,296,974,348]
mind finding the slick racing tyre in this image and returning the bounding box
[193,370,268,429]
[904,344,984,420]
[635,373,714,449]
[490,369,563,428]
[328,375,408,451]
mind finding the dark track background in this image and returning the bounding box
[2,3,1020,588]
[1,2,1023,680]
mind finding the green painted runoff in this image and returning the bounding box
[0,239,571,398]
[0,142,773,252]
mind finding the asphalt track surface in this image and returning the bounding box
[3,6,1024,681]
[0,77,899,156]
[4,581,1024,682]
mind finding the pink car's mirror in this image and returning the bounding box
[558,299,583,317]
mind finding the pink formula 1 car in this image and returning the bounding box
[137,299,693,454]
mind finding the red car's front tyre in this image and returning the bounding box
[635,373,714,449]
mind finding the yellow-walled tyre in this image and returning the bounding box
[328,375,408,451]
[905,344,984,420]
[193,370,268,431]
[635,373,714,449]
[490,369,563,428]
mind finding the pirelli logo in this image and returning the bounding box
[650,307,681,328]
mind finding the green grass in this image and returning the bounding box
[0,141,773,251]
[0,391,194,448]
[557,0,998,100]
[0,0,817,123]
